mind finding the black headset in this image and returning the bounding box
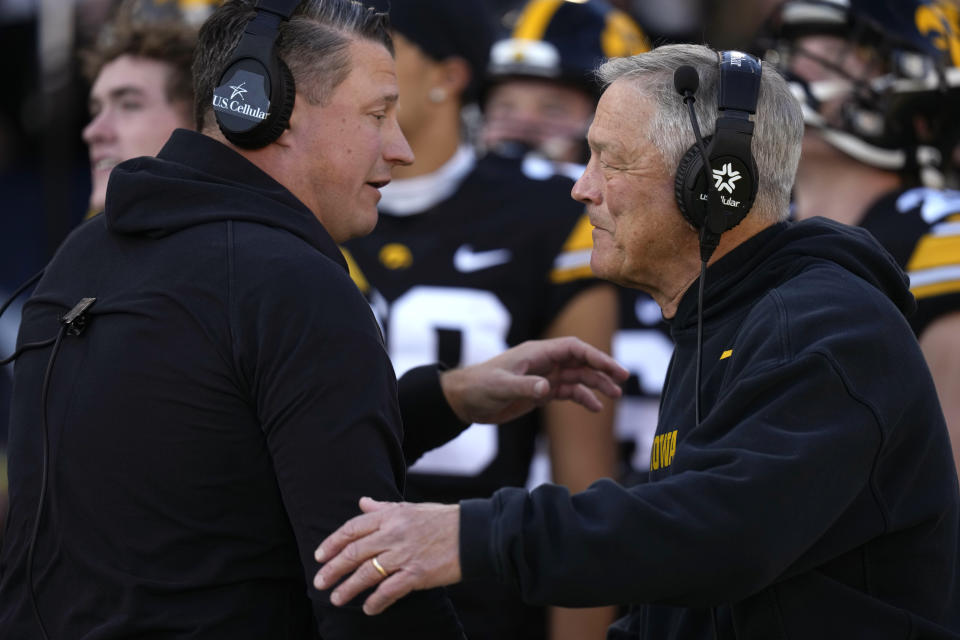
[670,51,763,443]
[673,50,762,262]
[213,0,300,149]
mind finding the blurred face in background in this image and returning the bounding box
[785,35,879,159]
[482,77,595,163]
[391,32,438,142]
[789,35,878,117]
[83,54,192,212]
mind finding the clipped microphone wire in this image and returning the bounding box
[695,258,708,426]
[0,339,58,367]
[26,324,65,640]
[0,270,48,367]
[685,96,712,178]
[0,269,44,321]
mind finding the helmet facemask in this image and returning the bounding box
[756,0,960,186]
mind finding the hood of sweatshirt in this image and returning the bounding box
[670,217,916,333]
[102,128,346,271]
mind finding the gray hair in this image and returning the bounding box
[192,0,392,131]
[596,43,802,223]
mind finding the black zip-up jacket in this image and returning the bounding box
[461,219,960,639]
[0,130,464,639]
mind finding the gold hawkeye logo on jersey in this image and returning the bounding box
[380,243,414,270]
[650,429,677,471]
[916,1,960,66]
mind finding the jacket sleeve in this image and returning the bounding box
[397,364,470,465]
[460,351,885,609]
[238,257,464,638]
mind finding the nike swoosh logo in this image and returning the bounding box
[453,245,512,273]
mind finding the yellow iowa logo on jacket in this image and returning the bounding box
[650,429,677,471]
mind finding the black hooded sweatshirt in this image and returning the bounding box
[460,218,960,639]
[0,130,464,639]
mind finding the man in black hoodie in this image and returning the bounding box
[0,1,628,638]
[314,43,960,639]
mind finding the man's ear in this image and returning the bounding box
[274,127,295,148]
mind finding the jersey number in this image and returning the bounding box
[388,286,511,475]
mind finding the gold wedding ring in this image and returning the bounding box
[371,556,388,578]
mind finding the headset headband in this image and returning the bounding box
[228,0,300,68]
[718,50,762,116]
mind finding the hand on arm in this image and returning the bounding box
[249,267,462,637]
[314,497,461,615]
[439,335,628,425]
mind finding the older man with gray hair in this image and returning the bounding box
[0,0,631,638]
[314,43,960,639]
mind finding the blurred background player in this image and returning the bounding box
[757,0,960,473]
[347,1,618,637]
[80,2,197,214]
[481,0,672,485]
[482,0,648,166]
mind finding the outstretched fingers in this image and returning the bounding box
[540,336,627,377]
[572,345,629,383]
[552,366,623,399]
[556,382,604,411]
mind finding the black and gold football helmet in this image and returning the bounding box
[487,0,650,97]
[756,0,960,185]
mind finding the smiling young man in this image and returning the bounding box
[81,15,196,214]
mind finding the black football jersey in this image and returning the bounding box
[343,151,599,504]
[860,187,960,336]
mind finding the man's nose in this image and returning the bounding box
[385,117,414,167]
[572,162,601,205]
[82,109,114,146]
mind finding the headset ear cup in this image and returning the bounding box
[674,144,705,229]
[259,58,296,146]
[215,57,295,149]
